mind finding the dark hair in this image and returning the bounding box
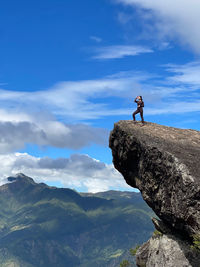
[140,96,143,100]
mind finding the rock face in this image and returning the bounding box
[109,120,200,266]
[136,233,200,267]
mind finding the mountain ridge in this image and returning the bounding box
[0,173,154,267]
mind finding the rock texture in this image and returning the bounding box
[136,233,200,267]
[109,120,200,266]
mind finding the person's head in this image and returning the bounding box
[138,96,142,100]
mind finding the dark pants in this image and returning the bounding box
[133,107,144,122]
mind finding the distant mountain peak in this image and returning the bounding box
[7,173,35,184]
[0,170,153,267]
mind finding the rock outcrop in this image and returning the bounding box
[136,232,200,267]
[109,120,200,266]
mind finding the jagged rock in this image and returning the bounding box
[109,120,200,238]
[136,233,200,267]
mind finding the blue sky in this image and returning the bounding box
[0,0,199,192]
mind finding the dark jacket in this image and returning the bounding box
[135,98,144,108]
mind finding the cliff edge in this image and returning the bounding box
[109,120,200,267]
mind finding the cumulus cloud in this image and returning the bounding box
[116,0,200,53]
[92,45,153,59]
[0,153,129,193]
[0,110,108,153]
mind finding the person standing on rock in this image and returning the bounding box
[133,96,144,123]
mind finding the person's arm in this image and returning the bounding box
[134,97,138,103]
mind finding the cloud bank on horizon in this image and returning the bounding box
[0,153,127,193]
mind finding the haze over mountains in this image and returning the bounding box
[0,173,154,267]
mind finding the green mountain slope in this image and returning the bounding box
[0,173,154,267]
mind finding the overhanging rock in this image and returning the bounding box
[109,121,200,238]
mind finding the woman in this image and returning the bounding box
[132,96,144,123]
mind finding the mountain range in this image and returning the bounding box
[0,173,154,267]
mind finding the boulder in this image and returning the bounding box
[136,233,200,267]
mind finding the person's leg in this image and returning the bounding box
[132,109,139,121]
[139,108,144,123]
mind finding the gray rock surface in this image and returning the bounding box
[109,120,200,238]
[109,120,200,266]
[136,233,200,267]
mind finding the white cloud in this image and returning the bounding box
[0,72,151,121]
[116,0,200,53]
[0,110,108,153]
[90,36,102,43]
[139,62,200,115]
[144,101,200,115]
[0,63,199,132]
[166,62,200,86]
[0,153,130,193]
[92,45,153,59]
